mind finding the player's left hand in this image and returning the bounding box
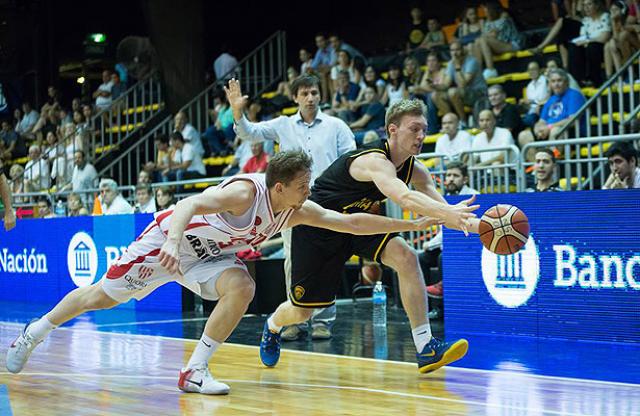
[3,210,16,231]
[411,216,445,231]
[159,239,181,275]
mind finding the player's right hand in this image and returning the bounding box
[159,239,181,275]
[446,195,479,236]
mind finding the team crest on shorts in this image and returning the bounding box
[293,285,305,300]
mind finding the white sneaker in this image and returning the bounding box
[483,68,498,80]
[6,319,42,374]
[178,365,230,395]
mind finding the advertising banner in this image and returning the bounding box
[443,190,640,343]
[0,214,181,312]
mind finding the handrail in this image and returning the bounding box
[554,48,640,139]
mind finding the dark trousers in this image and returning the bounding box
[568,42,605,86]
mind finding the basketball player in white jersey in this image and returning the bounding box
[6,150,464,395]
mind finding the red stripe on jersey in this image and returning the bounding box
[106,248,161,279]
[185,222,208,230]
[155,210,174,226]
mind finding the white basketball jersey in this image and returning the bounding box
[153,174,295,260]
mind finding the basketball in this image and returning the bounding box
[361,263,383,284]
[479,204,530,255]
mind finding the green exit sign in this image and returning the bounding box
[89,33,107,43]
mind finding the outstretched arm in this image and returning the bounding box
[158,180,255,273]
[288,199,443,235]
[225,78,280,143]
[350,153,478,233]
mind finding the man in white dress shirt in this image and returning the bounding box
[471,110,515,167]
[434,113,473,162]
[227,75,355,341]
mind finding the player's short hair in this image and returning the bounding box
[291,74,321,97]
[536,148,556,163]
[446,161,469,177]
[605,141,638,162]
[385,99,426,134]
[266,150,312,188]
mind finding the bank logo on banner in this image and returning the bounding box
[67,232,98,287]
[481,235,540,308]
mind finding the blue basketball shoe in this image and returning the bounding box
[416,337,469,374]
[260,320,282,367]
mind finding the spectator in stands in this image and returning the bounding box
[98,178,134,215]
[455,6,485,54]
[1,119,27,160]
[520,61,550,127]
[166,131,206,181]
[299,48,314,75]
[380,65,408,107]
[30,106,60,143]
[411,51,446,102]
[36,197,56,218]
[310,34,336,101]
[331,70,360,122]
[155,186,176,211]
[472,109,515,166]
[488,84,524,137]
[531,0,584,69]
[110,72,125,101]
[93,70,113,111]
[602,141,640,188]
[16,102,39,139]
[66,151,98,197]
[545,58,581,89]
[203,93,235,156]
[569,0,611,87]
[329,35,366,67]
[406,7,429,52]
[67,193,89,217]
[435,113,473,161]
[134,184,156,213]
[518,68,586,161]
[221,100,265,176]
[8,164,24,201]
[42,131,65,187]
[432,41,487,124]
[174,111,205,157]
[40,85,60,114]
[241,141,269,173]
[138,169,152,185]
[419,160,479,319]
[472,1,525,79]
[349,87,386,145]
[403,56,423,91]
[24,145,50,192]
[604,0,639,78]
[331,50,361,92]
[444,161,480,195]
[276,67,299,100]
[228,75,355,340]
[526,148,564,191]
[213,45,238,81]
[419,18,447,50]
[358,65,386,97]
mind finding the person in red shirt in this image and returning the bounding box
[242,141,269,173]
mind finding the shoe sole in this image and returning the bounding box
[418,339,469,374]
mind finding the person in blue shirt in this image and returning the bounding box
[517,68,586,161]
[349,87,386,145]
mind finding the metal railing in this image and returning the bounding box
[554,48,640,141]
[519,134,640,191]
[461,145,521,194]
[99,31,287,186]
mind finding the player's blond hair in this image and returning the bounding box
[385,99,427,135]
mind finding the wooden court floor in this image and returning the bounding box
[1,322,639,416]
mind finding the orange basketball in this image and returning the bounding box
[479,205,530,255]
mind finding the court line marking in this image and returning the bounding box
[0,371,584,416]
[2,321,639,388]
[93,317,210,328]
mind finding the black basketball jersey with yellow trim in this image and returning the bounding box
[310,140,415,214]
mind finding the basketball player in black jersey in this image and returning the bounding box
[261,99,481,374]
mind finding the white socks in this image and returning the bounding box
[267,316,282,333]
[186,334,220,369]
[412,323,433,352]
[27,317,57,341]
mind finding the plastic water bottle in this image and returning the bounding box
[372,281,387,327]
[373,323,388,359]
[55,200,66,217]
